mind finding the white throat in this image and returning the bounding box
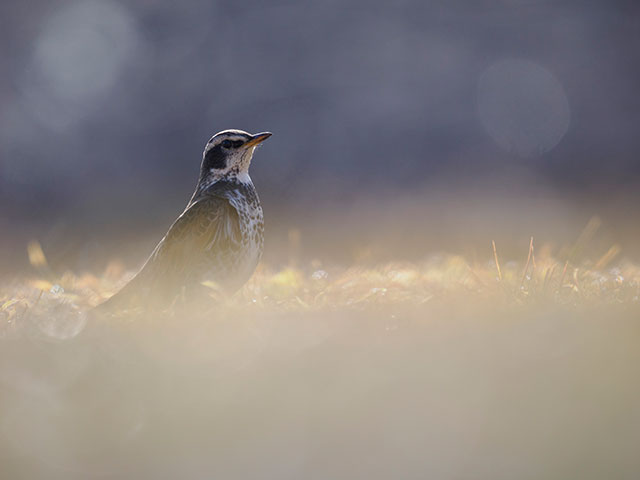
[200,145,257,190]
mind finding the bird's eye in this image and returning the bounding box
[221,140,233,148]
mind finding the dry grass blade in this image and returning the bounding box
[595,245,621,270]
[559,260,569,288]
[27,240,48,268]
[492,240,503,281]
[542,263,557,295]
[520,237,534,289]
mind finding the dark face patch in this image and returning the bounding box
[203,144,226,170]
[221,139,247,149]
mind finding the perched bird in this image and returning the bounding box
[97,129,271,313]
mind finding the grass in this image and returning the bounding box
[2,229,640,479]
[2,232,638,332]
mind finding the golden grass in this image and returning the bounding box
[1,234,639,337]
[3,234,640,478]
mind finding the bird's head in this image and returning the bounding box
[201,129,272,184]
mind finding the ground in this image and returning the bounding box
[1,241,640,479]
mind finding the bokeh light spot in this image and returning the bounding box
[32,0,136,101]
[19,0,137,131]
[477,59,571,157]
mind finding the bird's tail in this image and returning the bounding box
[92,273,148,316]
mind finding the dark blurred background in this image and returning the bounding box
[1,0,639,273]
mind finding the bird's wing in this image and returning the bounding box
[147,195,242,284]
[98,196,240,311]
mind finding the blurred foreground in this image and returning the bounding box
[2,240,640,479]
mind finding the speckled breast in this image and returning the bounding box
[208,182,263,292]
[227,188,264,285]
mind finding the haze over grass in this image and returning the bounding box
[1,227,640,479]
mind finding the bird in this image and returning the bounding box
[96,129,272,313]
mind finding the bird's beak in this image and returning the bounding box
[244,132,272,148]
